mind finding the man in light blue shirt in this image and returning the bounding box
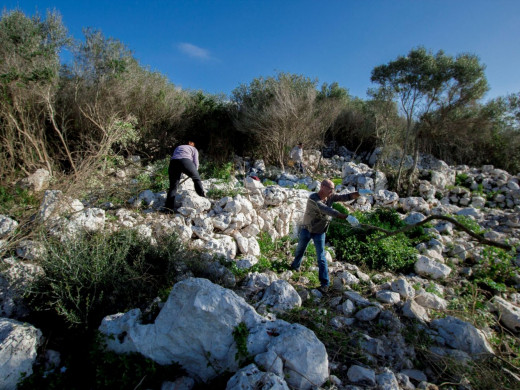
[164,140,205,212]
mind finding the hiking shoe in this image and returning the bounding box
[317,285,329,294]
[290,266,300,272]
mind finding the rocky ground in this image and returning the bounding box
[1,147,520,390]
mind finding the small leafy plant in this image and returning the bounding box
[232,322,252,365]
[455,173,471,188]
[471,246,516,293]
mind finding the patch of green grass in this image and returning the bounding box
[133,157,170,193]
[232,322,252,365]
[446,283,495,328]
[453,214,486,235]
[149,157,170,192]
[0,185,39,219]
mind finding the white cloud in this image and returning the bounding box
[178,42,212,60]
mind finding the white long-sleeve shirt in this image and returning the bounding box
[290,146,303,162]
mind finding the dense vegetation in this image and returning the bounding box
[1,9,520,193]
[328,206,429,272]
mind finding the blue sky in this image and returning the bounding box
[3,0,520,101]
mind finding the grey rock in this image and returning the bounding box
[226,363,289,390]
[431,316,494,355]
[347,364,376,386]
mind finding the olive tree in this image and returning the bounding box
[366,87,402,171]
[371,47,488,192]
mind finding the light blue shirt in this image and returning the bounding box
[171,145,199,169]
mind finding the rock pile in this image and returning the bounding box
[1,148,519,389]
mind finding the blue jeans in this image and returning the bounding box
[291,228,329,287]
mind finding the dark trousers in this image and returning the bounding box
[165,158,205,210]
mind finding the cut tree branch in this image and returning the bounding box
[356,214,512,251]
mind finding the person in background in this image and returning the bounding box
[164,140,205,212]
[290,142,305,173]
[290,179,360,293]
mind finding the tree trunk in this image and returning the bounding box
[406,134,420,196]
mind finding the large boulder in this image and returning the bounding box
[99,278,328,389]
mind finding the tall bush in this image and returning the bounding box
[232,72,343,169]
[0,10,69,180]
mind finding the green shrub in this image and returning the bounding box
[206,186,244,199]
[294,183,309,190]
[455,173,471,188]
[453,214,485,235]
[471,246,516,293]
[328,206,422,272]
[232,322,252,365]
[331,178,342,186]
[199,161,234,181]
[149,157,170,192]
[26,229,186,329]
[229,232,296,277]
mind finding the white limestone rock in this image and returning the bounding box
[226,363,289,390]
[391,278,415,300]
[256,280,302,314]
[16,168,51,192]
[347,364,376,387]
[376,290,401,304]
[99,278,328,389]
[36,190,84,222]
[415,292,448,310]
[414,255,452,280]
[488,296,520,333]
[191,235,237,259]
[431,316,494,355]
[0,215,18,238]
[0,318,42,390]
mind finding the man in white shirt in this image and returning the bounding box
[290,142,305,173]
